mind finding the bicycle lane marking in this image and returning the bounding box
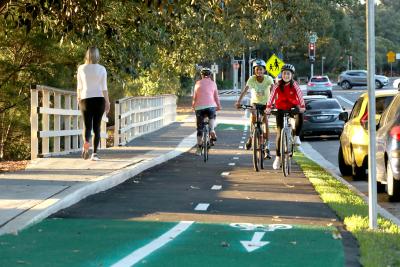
[111,221,194,267]
[131,222,344,267]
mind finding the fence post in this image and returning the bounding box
[30,86,39,159]
[114,101,120,146]
[64,95,71,151]
[54,92,61,153]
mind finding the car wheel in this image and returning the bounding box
[375,80,383,89]
[338,145,352,176]
[386,163,400,202]
[328,91,332,98]
[351,150,367,180]
[341,80,352,89]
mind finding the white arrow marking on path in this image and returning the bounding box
[240,232,269,252]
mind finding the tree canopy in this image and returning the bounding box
[0,0,399,160]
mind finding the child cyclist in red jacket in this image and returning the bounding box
[265,64,305,170]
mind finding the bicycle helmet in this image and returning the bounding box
[281,63,295,74]
[200,67,212,77]
[252,59,266,70]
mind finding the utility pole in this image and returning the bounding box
[367,0,377,230]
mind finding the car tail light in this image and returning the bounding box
[325,82,332,86]
[308,82,315,87]
[303,115,310,121]
[360,110,368,130]
[390,126,400,141]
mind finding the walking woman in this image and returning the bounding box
[77,46,110,161]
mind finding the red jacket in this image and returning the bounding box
[266,81,305,110]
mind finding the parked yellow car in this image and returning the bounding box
[338,90,397,179]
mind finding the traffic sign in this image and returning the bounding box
[266,54,285,77]
[387,51,396,63]
[211,63,218,74]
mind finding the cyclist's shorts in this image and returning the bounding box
[195,107,216,133]
[251,103,266,116]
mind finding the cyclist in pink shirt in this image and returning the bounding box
[192,67,222,155]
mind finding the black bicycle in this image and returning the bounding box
[271,108,298,176]
[201,118,211,162]
[241,104,265,171]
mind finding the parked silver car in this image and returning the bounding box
[338,70,389,89]
[306,76,333,98]
[376,92,400,201]
[393,78,400,89]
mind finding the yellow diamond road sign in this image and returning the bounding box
[266,54,285,77]
[387,51,396,63]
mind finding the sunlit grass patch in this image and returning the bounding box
[294,152,400,267]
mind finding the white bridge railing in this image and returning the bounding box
[30,85,108,159]
[114,95,177,146]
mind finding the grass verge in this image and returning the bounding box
[294,152,400,267]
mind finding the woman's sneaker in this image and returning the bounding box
[245,137,252,150]
[196,145,202,156]
[273,156,281,170]
[264,141,271,159]
[210,131,217,142]
[294,136,301,146]
[91,153,100,161]
[81,142,90,160]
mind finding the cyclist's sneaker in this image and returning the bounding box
[210,139,215,146]
[196,145,202,156]
[273,156,281,170]
[264,141,271,159]
[210,131,217,142]
[294,136,301,146]
[81,142,90,160]
[90,153,100,161]
[245,138,252,150]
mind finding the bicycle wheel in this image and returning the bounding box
[202,126,209,162]
[258,129,264,169]
[252,129,259,171]
[281,129,290,176]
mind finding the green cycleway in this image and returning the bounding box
[0,219,344,267]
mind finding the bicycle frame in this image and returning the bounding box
[271,108,297,176]
[241,105,265,171]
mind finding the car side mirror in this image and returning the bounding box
[339,111,348,122]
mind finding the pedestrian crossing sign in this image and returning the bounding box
[266,54,285,77]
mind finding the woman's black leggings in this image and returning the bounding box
[275,112,303,157]
[79,97,105,153]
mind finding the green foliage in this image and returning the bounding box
[216,79,233,90]
[1,0,399,159]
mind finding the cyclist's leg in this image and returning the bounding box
[195,109,205,147]
[246,107,256,149]
[273,113,284,169]
[294,113,304,145]
[208,107,217,141]
[262,113,272,159]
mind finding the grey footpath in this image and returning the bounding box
[0,112,246,236]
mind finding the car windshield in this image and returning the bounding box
[306,99,341,110]
[310,77,329,82]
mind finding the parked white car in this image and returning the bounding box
[393,78,400,89]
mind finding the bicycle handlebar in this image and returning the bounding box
[270,107,300,116]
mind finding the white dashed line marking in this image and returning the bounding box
[211,185,222,190]
[233,157,239,160]
[111,221,194,267]
[194,203,210,211]
[221,172,230,176]
[239,146,244,149]
[229,163,236,166]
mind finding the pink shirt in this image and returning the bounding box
[192,78,221,110]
